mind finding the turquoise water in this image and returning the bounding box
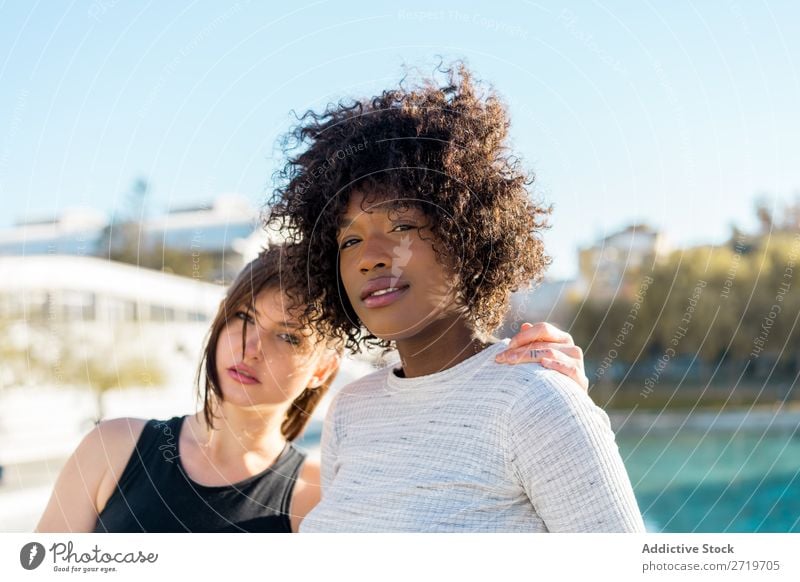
[617,425,800,532]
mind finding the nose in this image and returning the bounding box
[358,234,393,274]
[242,326,264,361]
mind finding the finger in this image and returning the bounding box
[540,357,590,393]
[499,342,582,360]
[545,349,589,390]
[496,346,559,364]
[500,347,587,385]
[495,347,590,391]
[496,346,589,392]
[508,322,574,349]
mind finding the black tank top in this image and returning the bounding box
[93,416,307,532]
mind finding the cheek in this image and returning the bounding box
[270,351,314,376]
[215,330,241,360]
[417,272,458,306]
[266,362,315,397]
[338,256,355,281]
[338,264,361,304]
[425,252,461,296]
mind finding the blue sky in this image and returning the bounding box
[1,0,798,279]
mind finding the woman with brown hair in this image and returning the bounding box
[36,245,339,532]
[36,244,583,532]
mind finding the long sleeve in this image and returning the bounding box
[319,392,342,495]
[506,370,646,532]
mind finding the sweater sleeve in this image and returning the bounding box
[319,391,342,496]
[506,370,646,532]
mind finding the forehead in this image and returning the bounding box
[339,190,427,228]
[246,287,301,327]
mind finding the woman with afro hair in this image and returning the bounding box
[268,62,644,532]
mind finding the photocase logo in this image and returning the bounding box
[20,542,46,570]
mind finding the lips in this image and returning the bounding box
[227,364,260,385]
[360,276,410,301]
[359,276,410,309]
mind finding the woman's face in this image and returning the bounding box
[336,190,463,341]
[215,287,332,409]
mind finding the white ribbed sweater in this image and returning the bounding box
[301,340,645,532]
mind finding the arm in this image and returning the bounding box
[497,322,589,392]
[506,371,645,532]
[35,418,146,532]
[289,458,321,532]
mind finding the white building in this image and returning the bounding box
[0,194,276,283]
[577,224,671,300]
[0,254,225,325]
[140,194,275,281]
[0,208,107,256]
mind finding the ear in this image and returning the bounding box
[308,352,341,388]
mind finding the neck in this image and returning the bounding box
[394,314,492,378]
[190,403,287,463]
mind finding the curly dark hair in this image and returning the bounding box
[266,62,552,354]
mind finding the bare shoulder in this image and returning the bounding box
[86,417,149,464]
[93,417,149,443]
[35,417,149,532]
[91,418,149,512]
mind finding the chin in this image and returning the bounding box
[222,393,286,410]
[369,330,406,342]
[356,297,456,337]
[361,319,429,342]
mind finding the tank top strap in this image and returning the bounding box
[114,416,185,492]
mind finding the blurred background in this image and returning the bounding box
[1,0,798,532]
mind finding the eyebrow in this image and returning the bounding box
[337,204,425,232]
[246,307,302,329]
[337,215,357,232]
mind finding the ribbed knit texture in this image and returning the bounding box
[301,339,645,532]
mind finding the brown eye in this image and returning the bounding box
[391,224,417,232]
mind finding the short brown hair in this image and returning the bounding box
[196,244,341,441]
